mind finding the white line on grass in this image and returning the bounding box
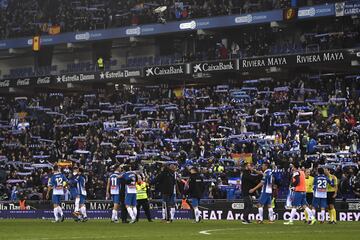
[199,228,360,235]
[38,236,134,240]
[199,228,241,235]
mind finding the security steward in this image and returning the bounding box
[97,57,104,69]
[136,175,152,222]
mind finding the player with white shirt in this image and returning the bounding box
[46,165,68,223]
[106,165,122,223]
[75,167,88,222]
[123,170,138,224]
[312,167,334,223]
[249,162,275,224]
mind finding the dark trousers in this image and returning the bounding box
[136,199,152,221]
[243,195,253,221]
[162,194,174,221]
[120,198,127,222]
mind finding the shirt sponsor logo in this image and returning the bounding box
[145,66,184,76]
[179,20,197,30]
[193,61,234,73]
[125,27,141,36]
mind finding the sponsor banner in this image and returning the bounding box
[99,69,142,80]
[191,60,237,74]
[335,1,360,17]
[295,51,347,64]
[240,55,290,70]
[234,10,282,25]
[15,78,31,87]
[0,8,283,50]
[144,64,187,77]
[55,73,97,84]
[0,200,359,221]
[0,79,11,88]
[239,51,349,71]
[35,76,52,85]
[298,4,334,19]
[1,209,359,221]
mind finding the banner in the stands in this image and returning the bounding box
[191,60,238,74]
[297,4,335,19]
[335,1,360,17]
[144,64,188,77]
[239,50,350,71]
[0,3,358,50]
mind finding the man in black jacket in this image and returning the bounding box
[187,167,204,223]
[155,164,178,223]
[241,162,262,224]
[119,166,128,223]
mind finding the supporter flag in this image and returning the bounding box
[231,153,252,165]
[48,25,61,35]
[32,36,40,51]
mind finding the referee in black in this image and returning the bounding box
[241,162,262,224]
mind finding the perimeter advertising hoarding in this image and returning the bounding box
[0,200,359,221]
[143,64,187,77]
[0,10,282,50]
[239,50,349,71]
[335,1,360,17]
[191,60,238,74]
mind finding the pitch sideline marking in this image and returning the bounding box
[199,228,360,235]
[199,228,241,235]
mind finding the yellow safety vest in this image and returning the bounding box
[327,175,338,192]
[136,182,148,200]
[97,58,104,68]
[305,176,314,193]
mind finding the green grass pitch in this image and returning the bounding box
[0,219,359,240]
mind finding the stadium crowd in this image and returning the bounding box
[0,75,359,202]
[0,0,343,40]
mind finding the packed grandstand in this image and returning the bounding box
[0,0,359,228]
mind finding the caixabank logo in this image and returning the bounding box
[192,61,235,73]
[144,65,184,77]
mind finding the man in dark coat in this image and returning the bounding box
[155,164,178,223]
[187,167,205,223]
[241,162,262,224]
